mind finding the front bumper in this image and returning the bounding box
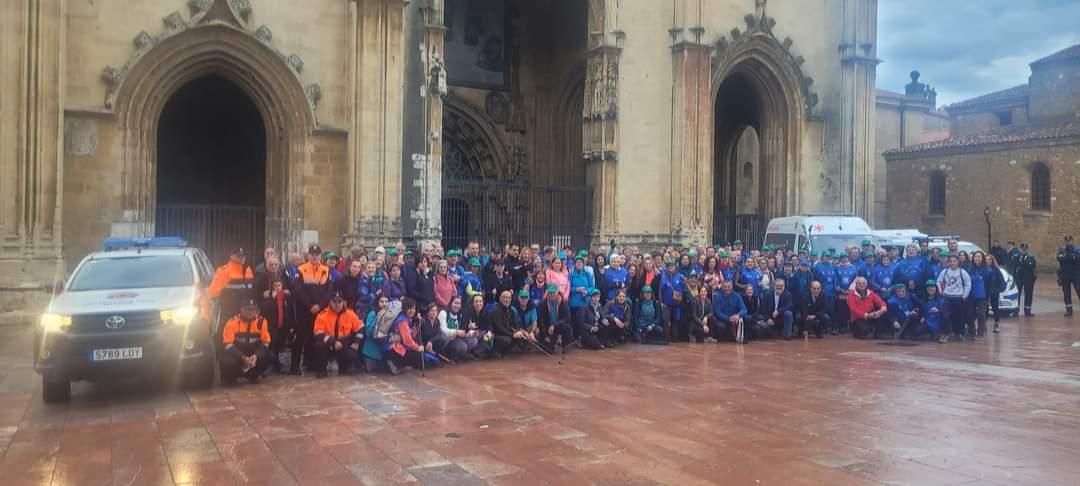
[998,292,1019,311]
[33,322,213,382]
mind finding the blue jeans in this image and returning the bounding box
[779,310,795,338]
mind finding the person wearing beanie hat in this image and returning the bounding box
[568,256,596,324]
[886,284,919,340]
[537,283,573,353]
[633,285,667,344]
[220,299,271,385]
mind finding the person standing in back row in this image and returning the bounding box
[1056,235,1080,317]
[1014,243,1037,317]
[209,248,255,348]
[293,245,332,374]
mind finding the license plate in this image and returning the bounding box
[90,347,143,361]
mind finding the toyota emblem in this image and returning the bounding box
[104,315,126,329]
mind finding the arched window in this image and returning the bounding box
[1031,162,1051,211]
[742,161,753,179]
[928,171,946,216]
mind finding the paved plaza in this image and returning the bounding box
[0,284,1078,485]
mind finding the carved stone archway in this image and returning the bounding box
[709,13,810,245]
[105,0,319,252]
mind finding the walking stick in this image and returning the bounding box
[526,335,554,357]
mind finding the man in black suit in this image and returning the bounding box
[761,278,795,340]
[801,281,831,339]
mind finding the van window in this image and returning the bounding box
[764,233,798,252]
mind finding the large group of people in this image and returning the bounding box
[210,237,1030,384]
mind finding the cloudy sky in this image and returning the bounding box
[877,0,1080,107]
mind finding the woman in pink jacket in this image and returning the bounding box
[546,257,570,302]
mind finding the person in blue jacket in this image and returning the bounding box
[812,252,838,300]
[633,286,667,344]
[918,280,945,341]
[893,244,928,297]
[871,255,897,299]
[712,280,749,343]
[603,255,630,301]
[459,258,485,301]
[660,259,689,340]
[788,259,813,314]
[736,257,763,296]
[857,252,877,280]
[887,284,921,339]
[969,251,993,337]
[568,256,595,329]
[834,253,858,332]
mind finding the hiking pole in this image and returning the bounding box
[526,336,554,357]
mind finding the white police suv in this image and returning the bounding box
[34,237,217,403]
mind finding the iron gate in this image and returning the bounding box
[713,213,766,250]
[442,181,592,251]
[156,204,264,265]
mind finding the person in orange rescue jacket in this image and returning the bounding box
[220,299,271,385]
[310,291,364,378]
[209,247,255,346]
[292,244,332,374]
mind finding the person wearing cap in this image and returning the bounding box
[718,250,736,283]
[209,247,256,347]
[660,258,689,341]
[537,283,574,353]
[788,259,813,314]
[485,258,515,307]
[293,244,332,374]
[459,257,485,302]
[220,299,271,385]
[711,280,748,343]
[920,280,945,341]
[887,284,920,339]
[847,276,888,339]
[511,288,540,343]
[576,289,609,349]
[567,256,596,328]
[602,288,632,344]
[800,280,830,339]
[632,285,667,344]
[1056,235,1080,317]
[322,252,342,282]
[936,254,971,341]
[310,292,364,378]
[445,249,465,281]
[1014,243,1037,316]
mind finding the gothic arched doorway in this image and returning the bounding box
[155,75,266,263]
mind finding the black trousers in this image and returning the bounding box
[310,338,357,373]
[1017,279,1035,312]
[710,319,747,343]
[852,317,888,339]
[541,323,574,349]
[989,294,1000,322]
[1062,278,1080,308]
[383,348,423,369]
[690,317,709,343]
[748,320,776,340]
[834,297,849,332]
[220,348,270,384]
[580,325,617,349]
[291,313,315,371]
[802,314,831,338]
[945,296,967,336]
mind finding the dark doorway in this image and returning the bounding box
[441,197,470,252]
[714,73,766,248]
[156,75,266,264]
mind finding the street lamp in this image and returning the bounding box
[983,206,992,250]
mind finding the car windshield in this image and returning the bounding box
[809,234,875,254]
[67,255,193,291]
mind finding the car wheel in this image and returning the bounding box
[183,357,215,390]
[42,376,71,404]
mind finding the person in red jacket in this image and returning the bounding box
[847,276,888,339]
[310,292,364,378]
[384,298,425,375]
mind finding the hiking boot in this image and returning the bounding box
[386,360,401,376]
[315,370,328,379]
[1066,308,1074,317]
[938,335,949,344]
[993,323,1000,333]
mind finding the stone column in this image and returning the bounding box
[0,0,65,319]
[345,0,408,248]
[411,0,446,248]
[584,0,622,244]
[839,0,879,221]
[668,3,712,247]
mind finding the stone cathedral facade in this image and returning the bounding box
[0,0,878,314]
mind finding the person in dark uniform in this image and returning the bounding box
[310,292,364,378]
[537,284,574,353]
[1006,241,1021,275]
[1015,243,1038,317]
[293,245,332,374]
[209,248,255,348]
[1057,235,1080,317]
[220,299,271,385]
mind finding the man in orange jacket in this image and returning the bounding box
[310,291,364,378]
[221,299,271,385]
[210,247,255,346]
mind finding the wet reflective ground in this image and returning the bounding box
[1,283,1078,485]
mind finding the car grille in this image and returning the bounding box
[70,311,163,332]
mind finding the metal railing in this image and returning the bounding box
[156,204,264,265]
[713,213,766,249]
[441,181,593,251]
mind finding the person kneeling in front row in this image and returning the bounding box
[310,291,364,378]
[712,281,749,344]
[221,299,272,386]
[801,281,831,339]
[848,277,889,339]
[634,286,669,344]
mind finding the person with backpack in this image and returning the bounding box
[937,254,972,342]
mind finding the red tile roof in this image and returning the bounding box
[1031,44,1080,68]
[946,84,1028,111]
[885,121,1080,156]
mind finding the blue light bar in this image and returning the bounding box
[103,237,188,251]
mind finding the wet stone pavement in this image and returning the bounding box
[1,283,1079,485]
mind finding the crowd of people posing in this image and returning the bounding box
[212,237,1011,383]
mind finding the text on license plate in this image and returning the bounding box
[91,347,143,361]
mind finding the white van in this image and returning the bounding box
[762,215,875,254]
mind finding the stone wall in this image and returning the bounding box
[1030,62,1080,123]
[950,105,1028,138]
[886,139,1080,271]
[875,94,949,225]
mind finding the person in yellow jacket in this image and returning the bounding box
[220,299,271,386]
[310,292,364,378]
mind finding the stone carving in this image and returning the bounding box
[287,54,304,74]
[163,12,187,32]
[64,118,98,158]
[905,70,937,105]
[133,31,155,50]
[604,56,619,120]
[506,93,526,132]
[485,92,510,124]
[254,25,273,43]
[712,3,819,117]
[98,0,326,120]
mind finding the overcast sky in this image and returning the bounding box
[877,0,1080,107]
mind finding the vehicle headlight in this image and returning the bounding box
[161,306,198,325]
[40,313,71,333]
